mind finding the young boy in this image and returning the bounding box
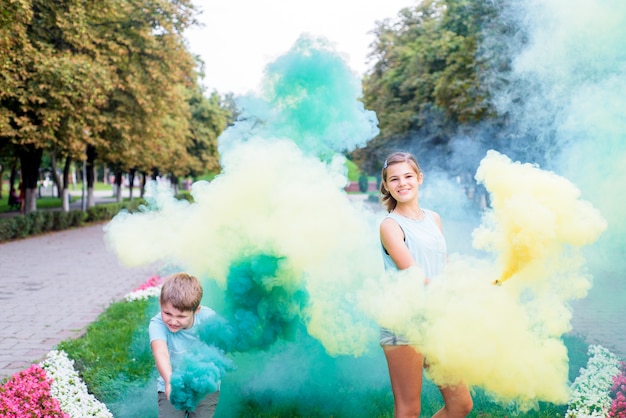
[149,272,220,418]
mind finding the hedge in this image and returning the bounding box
[0,199,147,243]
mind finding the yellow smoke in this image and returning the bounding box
[473,150,607,284]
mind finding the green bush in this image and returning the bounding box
[51,210,85,230]
[28,211,46,235]
[68,210,87,227]
[84,199,147,222]
[43,211,55,231]
[86,204,117,222]
[174,191,193,203]
[358,174,369,193]
[0,198,147,243]
[51,211,67,231]
[345,158,361,181]
[127,198,147,212]
[0,217,18,241]
[13,215,32,239]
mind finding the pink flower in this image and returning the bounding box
[608,362,626,417]
[0,365,69,417]
[132,275,163,292]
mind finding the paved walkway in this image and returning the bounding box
[569,266,626,359]
[0,188,158,380]
[0,223,157,380]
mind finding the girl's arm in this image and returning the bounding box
[151,340,172,399]
[380,217,416,270]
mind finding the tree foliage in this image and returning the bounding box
[185,88,231,177]
[0,0,231,212]
[356,0,511,176]
[363,0,494,137]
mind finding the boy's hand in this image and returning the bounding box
[165,382,172,400]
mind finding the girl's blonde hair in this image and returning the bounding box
[160,272,203,312]
[380,151,421,213]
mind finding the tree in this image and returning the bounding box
[0,0,208,210]
[92,0,199,202]
[1,0,38,212]
[1,0,114,213]
[1,0,228,212]
[363,0,493,137]
[185,88,231,177]
[356,0,502,175]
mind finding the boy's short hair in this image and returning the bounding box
[160,272,203,312]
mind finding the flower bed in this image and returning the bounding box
[0,351,114,417]
[124,274,163,302]
[566,345,622,417]
[0,364,68,417]
[40,350,113,418]
[608,362,626,417]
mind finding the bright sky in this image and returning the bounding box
[184,0,413,95]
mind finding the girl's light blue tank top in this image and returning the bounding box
[381,210,447,279]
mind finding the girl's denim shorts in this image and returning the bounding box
[379,327,410,346]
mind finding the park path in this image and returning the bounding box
[0,223,157,380]
[569,265,626,359]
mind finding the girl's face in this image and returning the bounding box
[384,161,423,204]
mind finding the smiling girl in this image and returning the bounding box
[378,151,472,418]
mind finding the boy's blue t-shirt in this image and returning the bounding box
[149,306,216,392]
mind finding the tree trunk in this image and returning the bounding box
[49,148,63,198]
[111,171,118,197]
[8,159,19,197]
[18,145,43,214]
[115,171,123,202]
[128,168,136,202]
[140,172,147,198]
[7,160,20,209]
[61,157,72,212]
[86,145,97,208]
[170,174,179,195]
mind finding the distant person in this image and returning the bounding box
[149,273,220,417]
[378,151,473,417]
[8,185,21,210]
[19,181,25,213]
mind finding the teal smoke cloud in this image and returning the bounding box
[219,34,379,158]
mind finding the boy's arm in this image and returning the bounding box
[151,339,173,400]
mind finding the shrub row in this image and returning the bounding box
[0,199,146,243]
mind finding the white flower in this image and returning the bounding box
[124,284,162,301]
[40,350,114,418]
[566,344,621,418]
